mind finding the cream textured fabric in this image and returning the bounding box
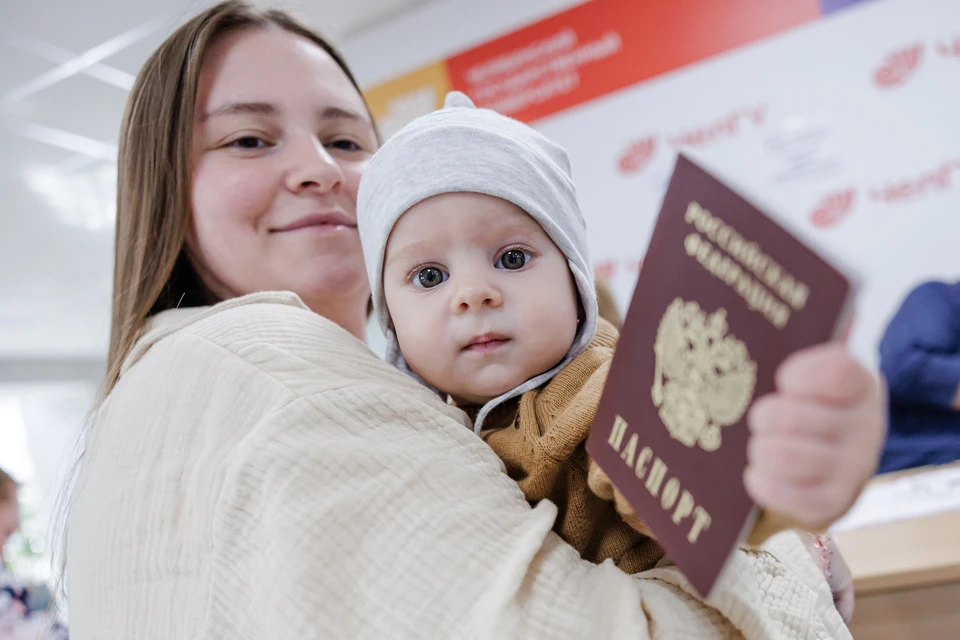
[66,292,850,639]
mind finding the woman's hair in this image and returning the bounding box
[0,467,17,505]
[107,0,376,396]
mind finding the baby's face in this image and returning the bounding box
[383,192,580,405]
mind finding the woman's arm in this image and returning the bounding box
[207,384,658,638]
[880,281,960,410]
[207,382,846,639]
[89,297,841,639]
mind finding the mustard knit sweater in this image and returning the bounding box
[476,318,790,574]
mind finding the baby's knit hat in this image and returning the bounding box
[357,91,598,433]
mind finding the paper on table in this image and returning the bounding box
[830,465,960,533]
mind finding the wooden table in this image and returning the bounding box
[833,465,960,639]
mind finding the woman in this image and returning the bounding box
[66,2,882,637]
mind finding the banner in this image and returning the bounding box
[365,0,827,136]
[362,0,958,368]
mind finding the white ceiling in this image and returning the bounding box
[0,0,433,379]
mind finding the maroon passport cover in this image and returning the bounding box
[586,154,852,597]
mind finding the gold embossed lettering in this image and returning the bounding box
[684,233,701,256]
[727,233,743,259]
[681,203,811,330]
[706,248,722,272]
[715,224,732,249]
[635,446,652,479]
[792,283,810,311]
[672,490,695,525]
[620,433,638,467]
[696,241,710,263]
[608,415,628,450]
[771,305,789,329]
[764,263,782,289]
[777,274,795,304]
[688,506,712,544]
[645,458,668,497]
[660,477,680,510]
[616,437,712,546]
[704,217,720,242]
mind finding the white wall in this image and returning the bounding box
[344,0,960,369]
[341,0,587,88]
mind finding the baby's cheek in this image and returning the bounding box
[394,313,442,371]
[527,318,576,374]
[401,329,454,393]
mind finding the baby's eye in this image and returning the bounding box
[415,266,448,289]
[497,249,530,270]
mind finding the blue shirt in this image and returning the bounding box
[878,280,960,473]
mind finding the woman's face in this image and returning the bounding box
[190,27,377,316]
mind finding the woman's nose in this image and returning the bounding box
[285,137,344,194]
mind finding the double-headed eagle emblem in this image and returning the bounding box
[652,298,757,452]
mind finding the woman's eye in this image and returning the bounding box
[329,138,362,152]
[228,136,268,150]
[416,267,447,289]
[498,249,529,270]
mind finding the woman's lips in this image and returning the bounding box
[270,211,356,233]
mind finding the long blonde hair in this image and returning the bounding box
[106,0,374,395]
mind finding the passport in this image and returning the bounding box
[585,154,854,596]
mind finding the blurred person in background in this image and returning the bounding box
[1,469,68,640]
[0,470,18,559]
[878,279,960,473]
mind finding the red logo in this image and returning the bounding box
[810,189,856,228]
[593,258,644,281]
[618,136,657,174]
[669,105,767,149]
[594,259,617,282]
[936,37,960,58]
[874,44,923,88]
[870,160,958,203]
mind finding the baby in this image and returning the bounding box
[357,92,879,605]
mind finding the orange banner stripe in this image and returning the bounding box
[443,0,821,123]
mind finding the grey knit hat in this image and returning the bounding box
[357,91,598,433]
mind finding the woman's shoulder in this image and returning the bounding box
[92,289,469,488]
[128,292,347,361]
[119,291,430,401]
